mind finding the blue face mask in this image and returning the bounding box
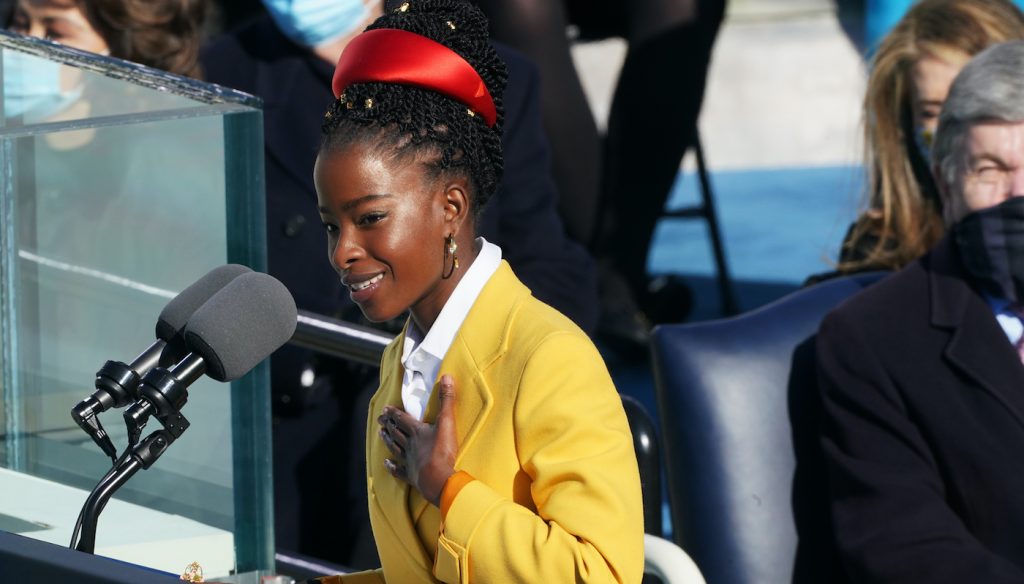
[262,0,374,48]
[2,50,81,121]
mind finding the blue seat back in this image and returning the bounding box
[651,272,886,584]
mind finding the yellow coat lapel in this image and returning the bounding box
[367,262,530,578]
[407,261,524,524]
[437,263,525,454]
[368,323,433,576]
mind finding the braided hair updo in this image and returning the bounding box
[320,0,508,213]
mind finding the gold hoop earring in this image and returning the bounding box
[442,234,459,279]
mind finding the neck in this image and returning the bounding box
[410,237,482,332]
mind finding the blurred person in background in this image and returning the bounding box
[818,40,1024,582]
[834,0,1024,275]
[7,0,206,77]
[3,0,206,128]
[476,0,727,345]
[201,0,598,567]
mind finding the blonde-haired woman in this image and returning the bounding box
[839,0,1024,273]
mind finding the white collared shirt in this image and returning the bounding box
[399,238,502,420]
[985,294,1024,346]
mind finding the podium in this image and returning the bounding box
[0,529,179,583]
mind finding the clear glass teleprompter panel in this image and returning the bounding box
[0,32,271,576]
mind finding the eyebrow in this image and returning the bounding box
[319,193,393,214]
[43,15,87,29]
[17,11,89,32]
[28,0,78,9]
[969,153,1010,168]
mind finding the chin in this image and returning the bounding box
[358,304,405,324]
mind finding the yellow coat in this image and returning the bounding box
[329,261,644,584]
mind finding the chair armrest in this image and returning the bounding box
[644,534,706,584]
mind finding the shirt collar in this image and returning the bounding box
[984,292,1024,346]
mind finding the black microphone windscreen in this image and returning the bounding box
[155,264,252,341]
[183,272,297,382]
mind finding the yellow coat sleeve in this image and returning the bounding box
[436,331,645,583]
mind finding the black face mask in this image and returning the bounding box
[953,196,1024,304]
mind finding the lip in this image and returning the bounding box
[342,271,385,303]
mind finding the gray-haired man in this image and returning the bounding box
[817,40,1024,583]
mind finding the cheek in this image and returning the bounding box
[325,232,341,269]
[63,10,110,55]
[960,185,1002,217]
[387,215,444,276]
[396,224,438,262]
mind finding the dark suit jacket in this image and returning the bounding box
[817,236,1024,583]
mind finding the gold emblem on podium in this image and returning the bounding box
[180,561,204,582]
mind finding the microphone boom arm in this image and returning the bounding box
[73,413,190,553]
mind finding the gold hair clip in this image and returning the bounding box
[447,21,456,30]
[466,108,476,118]
[365,98,374,109]
[397,2,409,12]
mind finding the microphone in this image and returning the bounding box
[122,272,297,444]
[71,264,252,461]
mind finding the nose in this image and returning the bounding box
[1010,168,1024,198]
[330,226,364,272]
[26,20,46,40]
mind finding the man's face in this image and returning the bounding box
[945,121,1024,223]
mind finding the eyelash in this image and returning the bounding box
[357,212,387,226]
[321,211,387,233]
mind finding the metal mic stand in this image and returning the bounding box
[72,400,191,553]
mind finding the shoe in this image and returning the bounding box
[640,275,693,325]
[596,264,652,359]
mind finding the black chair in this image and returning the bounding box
[662,133,738,315]
[621,394,663,537]
[651,272,887,584]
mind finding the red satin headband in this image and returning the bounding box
[332,28,497,128]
